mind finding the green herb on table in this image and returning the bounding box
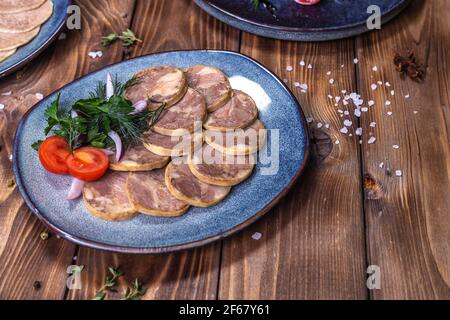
[121,279,147,300]
[101,29,142,47]
[93,267,123,300]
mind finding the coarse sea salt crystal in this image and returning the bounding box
[370,122,376,127]
[58,32,67,40]
[335,96,341,103]
[307,64,313,69]
[379,162,384,168]
[35,93,44,100]
[229,76,272,113]
[413,110,419,114]
[0,103,5,110]
[393,145,399,149]
[328,94,333,99]
[371,84,377,91]
[1,91,12,96]
[391,90,395,96]
[294,82,300,87]
[387,111,393,116]
[405,94,410,98]
[299,83,308,91]
[299,60,305,66]
[329,79,335,84]
[368,100,375,107]
[317,122,323,129]
[372,66,378,72]
[326,71,331,76]
[353,58,359,64]
[355,128,363,136]
[337,109,343,114]
[354,109,361,117]
[361,107,368,112]
[344,119,352,127]
[88,51,103,59]
[377,81,383,85]
[343,100,349,106]
[385,82,391,87]
[286,66,293,72]
[335,140,340,145]
[325,123,330,129]
[252,232,262,240]
[385,100,391,106]
[306,116,313,123]
[344,110,349,115]
[368,137,377,144]
[340,127,349,134]
[395,170,402,177]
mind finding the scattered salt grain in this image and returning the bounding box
[299,60,305,66]
[341,64,345,68]
[294,82,300,87]
[252,232,262,240]
[393,145,399,149]
[371,84,377,91]
[325,123,330,129]
[329,78,335,84]
[306,116,313,123]
[335,96,341,103]
[1,91,12,96]
[405,94,410,99]
[327,94,333,100]
[301,89,307,94]
[361,107,368,112]
[377,81,383,85]
[395,170,402,177]
[286,65,293,72]
[299,83,308,91]
[354,109,361,117]
[385,100,391,106]
[307,64,313,69]
[355,128,363,136]
[385,82,391,87]
[337,109,343,114]
[344,119,353,127]
[335,140,340,145]
[353,58,359,64]
[317,122,323,129]
[340,127,349,134]
[9,154,13,161]
[341,90,347,94]
[58,32,67,40]
[326,71,331,76]
[370,122,376,127]
[344,110,350,116]
[372,66,378,72]
[379,162,384,168]
[387,111,393,116]
[413,110,419,114]
[283,78,288,83]
[368,100,375,107]
[390,90,395,96]
[343,100,349,106]
[35,93,44,100]
[368,137,377,144]
[0,103,4,110]
[349,134,353,137]
[88,51,103,59]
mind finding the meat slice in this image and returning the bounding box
[165,161,231,207]
[185,65,232,112]
[153,88,206,136]
[204,119,267,155]
[83,171,137,221]
[125,66,187,109]
[204,90,258,132]
[142,131,202,157]
[109,144,169,172]
[127,169,189,217]
[189,144,255,186]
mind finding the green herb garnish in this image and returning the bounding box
[101,29,142,47]
[93,267,123,300]
[121,279,147,300]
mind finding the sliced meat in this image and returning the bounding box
[165,161,231,207]
[185,65,232,112]
[0,27,39,51]
[189,144,255,186]
[126,169,189,217]
[204,119,267,155]
[0,0,46,14]
[0,0,53,33]
[83,171,138,221]
[109,144,169,172]
[204,90,258,132]
[153,88,206,136]
[0,49,15,63]
[142,131,202,157]
[125,66,187,110]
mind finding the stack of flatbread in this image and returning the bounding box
[0,0,54,63]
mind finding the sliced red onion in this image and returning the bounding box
[130,100,148,114]
[106,73,114,99]
[67,178,84,200]
[71,110,78,118]
[108,130,123,162]
[99,148,115,156]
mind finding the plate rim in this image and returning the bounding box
[0,0,72,79]
[13,49,310,254]
[194,0,412,41]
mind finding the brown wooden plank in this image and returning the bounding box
[0,0,136,300]
[219,35,368,299]
[355,0,450,299]
[68,0,240,300]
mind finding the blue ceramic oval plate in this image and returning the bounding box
[0,0,70,78]
[194,0,411,41]
[13,50,309,253]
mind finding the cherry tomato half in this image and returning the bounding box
[66,147,109,182]
[38,136,71,174]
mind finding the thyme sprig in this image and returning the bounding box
[92,267,123,300]
[121,279,147,300]
[101,29,142,47]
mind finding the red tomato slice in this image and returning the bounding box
[66,147,109,182]
[38,136,71,174]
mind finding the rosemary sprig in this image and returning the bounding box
[121,279,147,300]
[101,29,142,47]
[92,267,123,300]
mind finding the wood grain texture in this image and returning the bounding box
[0,0,135,299]
[68,0,240,300]
[218,34,368,299]
[355,0,450,299]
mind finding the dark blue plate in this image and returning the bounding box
[0,0,70,78]
[13,50,309,253]
[195,0,411,41]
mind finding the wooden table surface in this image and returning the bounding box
[0,0,448,300]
